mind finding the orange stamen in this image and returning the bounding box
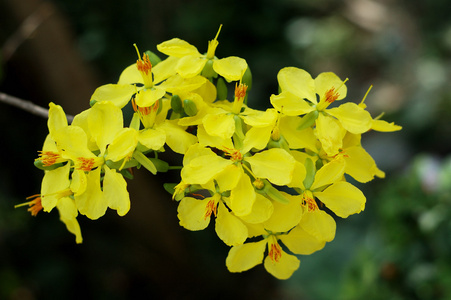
[37,151,61,166]
[15,194,43,216]
[302,192,319,212]
[268,237,282,263]
[324,87,340,104]
[223,147,243,162]
[136,53,152,75]
[204,199,218,220]
[234,83,248,100]
[77,157,96,171]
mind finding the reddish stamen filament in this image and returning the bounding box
[136,53,152,75]
[204,199,217,220]
[268,240,282,263]
[38,151,61,166]
[77,157,96,171]
[325,87,339,103]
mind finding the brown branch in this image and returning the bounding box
[0,91,74,123]
[2,2,55,61]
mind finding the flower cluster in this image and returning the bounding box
[18,26,401,279]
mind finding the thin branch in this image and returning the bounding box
[0,92,73,123]
[2,2,55,61]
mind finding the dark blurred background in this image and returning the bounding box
[1,0,450,299]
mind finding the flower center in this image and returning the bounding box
[223,147,243,162]
[204,195,219,220]
[15,194,43,216]
[302,190,319,212]
[232,83,248,114]
[268,236,282,263]
[134,44,153,88]
[37,151,61,166]
[76,157,96,171]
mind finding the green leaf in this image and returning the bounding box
[132,151,157,174]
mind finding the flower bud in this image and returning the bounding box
[183,99,198,116]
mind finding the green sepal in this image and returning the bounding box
[255,179,289,204]
[163,183,177,196]
[130,112,141,131]
[34,160,65,171]
[183,99,198,116]
[267,135,290,152]
[171,94,183,114]
[132,151,157,174]
[201,59,217,79]
[242,66,252,91]
[90,99,97,107]
[297,110,319,130]
[233,115,245,140]
[105,158,139,170]
[303,157,315,190]
[120,168,134,180]
[216,77,228,100]
[148,158,169,173]
[145,50,162,66]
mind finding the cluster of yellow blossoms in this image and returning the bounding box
[19,26,401,279]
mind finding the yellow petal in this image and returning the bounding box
[177,197,211,230]
[103,166,130,216]
[279,116,317,151]
[245,148,296,186]
[197,124,234,149]
[181,149,233,184]
[107,128,138,162]
[230,173,256,216]
[215,202,248,246]
[214,164,242,192]
[177,55,207,78]
[213,56,248,81]
[137,127,166,151]
[263,193,303,232]
[152,56,179,84]
[241,126,272,153]
[264,249,300,280]
[135,87,166,107]
[88,101,123,153]
[310,157,345,190]
[277,67,316,103]
[314,181,366,218]
[315,113,345,157]
[90,84,136,108]
[270,92,315,116]
[239,194,274,224]
[202,111,235,139]
[74,168,108,220]
[344,146,379,183]
[53,126,96,160]
[315,72,347,102]
[299,210,336,242]
[117,64,143,85]
[327,103,372,134]
[158,120,197,154]
[226,240,267,272]
[48,103,68,136]
[371,119,402,132]
[156,38,200,57]
[279,225,325,255]
[41,163,71,212]
[56,197,83,244]
[287,160,307,189]
[240,108,278,128]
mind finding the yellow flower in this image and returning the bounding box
[226,234,300,280]
[157,25,248,81]
[289,157,366,219]
[90,45,205,110]
[270,67,373,156]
